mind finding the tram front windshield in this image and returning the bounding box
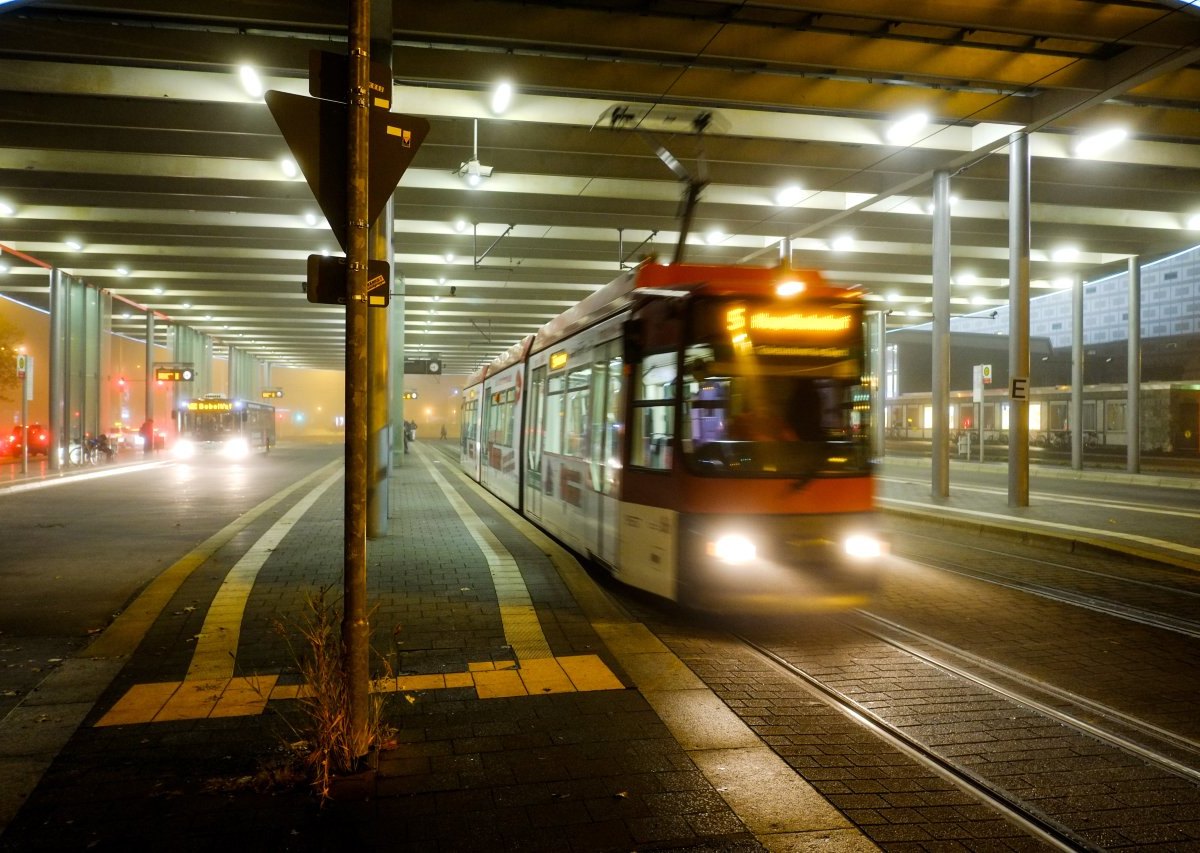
[682,297,871,478]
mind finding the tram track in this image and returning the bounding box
[892,531,1200,641]
[848,609,1200,786]
[733,630,1095,852]
[725,614,1200,851]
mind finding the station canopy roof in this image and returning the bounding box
[1,0,1199,374]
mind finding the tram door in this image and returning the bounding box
[590,340,624,567]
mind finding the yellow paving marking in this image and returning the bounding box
[154,678,227,722]
[423,459,554,661]
[94,654,623,725]
[187,469,343,681]
[558,654,625,691]
[86,459,344,659]
[473,668,528,699]
[211,675,278,718]
[517,657,575,695]
[95,682,179,727]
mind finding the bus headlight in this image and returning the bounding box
[843,534,883,559]
[173,439,195,460]
[222,437,250,460]
[708,534,757,565]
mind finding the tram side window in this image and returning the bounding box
[565,366,591,457]
[544,373,565,454]
[487,387,517,448]
[460,398,478,457]
[630,351,677,470]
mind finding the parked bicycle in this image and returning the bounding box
[68,434,116,465]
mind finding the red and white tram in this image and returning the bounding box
[460,261,884,612]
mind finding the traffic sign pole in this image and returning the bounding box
[343,0,371,760]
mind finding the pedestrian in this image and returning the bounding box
[139,418,154,455]
[440,424,447,440]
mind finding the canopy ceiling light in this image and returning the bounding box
[1074,127,1127,159]
[455,119,493,188]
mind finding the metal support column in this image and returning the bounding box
[931,170,951,499]
[145,312,155,425]
[343,0,372,756]
[779,236,791,266]
[1007,132,1031,507]
[1071,274,1084,471]
[48,269,66,472]
[1127,256,1141,474]
[875,311,887,459]
[366,0,393,536]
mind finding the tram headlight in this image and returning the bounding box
[843,533,883,560]
[708,533,757,565]
[173,439,195,460]
[222,436,250,460]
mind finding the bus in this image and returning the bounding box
[461,261,884,613]
[174,394,275,460]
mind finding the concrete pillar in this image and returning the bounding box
[1007,132,1031,508]
[1127,256,1141,474]
[931,170,951,499]
[1071,274,1084,471]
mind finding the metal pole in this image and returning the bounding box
[875,311,887,459]
[367,0,393,536]
[1127,256,1141,474]
[344,0,372,755]
[931,170,951,499]
[1007,132,1030,507]
[48,269,65,472]
[1071,273,1084,470]
[145,312,155,424]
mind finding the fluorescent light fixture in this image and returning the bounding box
[774,184,803,206]
[1074,127,1127,158]
[491,81,513,114]
[304,211,319,227]
[444,252,456,263]
[830,234,855,252]
[65,239,82,251]
[954,271,977,286]
[971,294,986,305]
[1051,245,1079,262]
[453,219,467,232]
[280,158,298,178]
[0,201,13,216]
[116,267,129,276]
[886,292,900,303]
[239,65,264,99]
[886,112,928,144]
[0,262,8,274]
[181,302,192,309]
[1187,213,1200,231]
[704,229,726,244]
[1052,277,1073,288]
[153,286,164,295]
[776,281,805,297]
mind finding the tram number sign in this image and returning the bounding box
[262,389,284,399]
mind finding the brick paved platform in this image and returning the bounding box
[0,445,867,852]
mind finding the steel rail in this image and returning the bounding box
[734,632,1096,853]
